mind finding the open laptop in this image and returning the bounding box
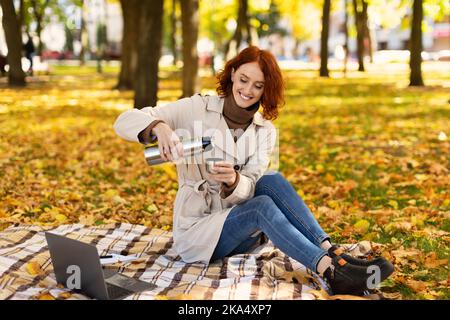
[45,232,155,300]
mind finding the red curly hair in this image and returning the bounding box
[216,46,284,121]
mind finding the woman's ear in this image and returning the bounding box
[231,68,235,82]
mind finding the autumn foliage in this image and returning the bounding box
[0,63,449,299]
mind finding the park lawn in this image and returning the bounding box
[0,62,448,299]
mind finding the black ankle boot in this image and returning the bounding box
[323,255,372,295]
[328,245,394,281]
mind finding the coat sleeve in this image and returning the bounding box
[220,122,277,205]
[113,96,198,143]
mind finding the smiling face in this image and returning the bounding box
[231,61,265,109]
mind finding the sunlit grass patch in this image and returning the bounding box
[0,61,449,299]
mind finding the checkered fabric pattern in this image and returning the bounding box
[0,223,375,300]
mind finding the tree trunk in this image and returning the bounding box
[319,0,331,77]
[224,0,252,59]
[134,0,163,108]
[36,20,43,56]
[362,0,373,63]
[352,0,365,71]
[18,0,24,31]
[170,0,178,66]
[96,24,106,74]
[30,0,48,57]
[116,0,140,90]
[243,0,252,45]
[0,0,26,86]
[180,0,199,98]
[79,0,88,65]
[64,23,74,52]
[292,39,301,59]
[343,0,349,76]
[96,0,108,73]
[365,25,373,63]
[409,0,424,86]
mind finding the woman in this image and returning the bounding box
[113,46,393,295]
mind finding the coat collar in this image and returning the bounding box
[206,95,265,127]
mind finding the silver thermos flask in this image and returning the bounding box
[144,137,213,166]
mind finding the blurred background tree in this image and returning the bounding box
[180,0,199,98]
[116,0,139,90]
[134,0,163,108]
[0,0,25,86]
[0,0,449,91]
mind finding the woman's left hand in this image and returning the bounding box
[207,161,237,186]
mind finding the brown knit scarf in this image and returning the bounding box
[222,94,259,141]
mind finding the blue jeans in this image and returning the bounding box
[210,171,330,273]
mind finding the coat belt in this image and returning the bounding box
[179,179,222,211]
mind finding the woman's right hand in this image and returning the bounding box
[152,122,184,162]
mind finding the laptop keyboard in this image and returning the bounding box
[107,284,133,299]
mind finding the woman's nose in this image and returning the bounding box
[243,84,253,95]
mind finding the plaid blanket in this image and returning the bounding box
[0,223,379,300]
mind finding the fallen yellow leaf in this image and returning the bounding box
[58,292,73,299]
[54,214,68,223]
[406,279,428,293]
[424,252,448,269]
[26,261,43,276]
[37,293,55,300]
[160,163,178,180]
[388,200,398,210]
[309,289,369,300]
[354,219,370,234]
[103,189,119,198]
[325,173,335,183]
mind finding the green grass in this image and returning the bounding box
[51,63,120,75]
[0,60,449,299]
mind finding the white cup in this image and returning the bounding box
[206,157,223,174]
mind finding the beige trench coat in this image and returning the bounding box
[113,94,276,263]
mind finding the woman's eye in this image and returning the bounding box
[240,79,247,83]
[256,86,263,90]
